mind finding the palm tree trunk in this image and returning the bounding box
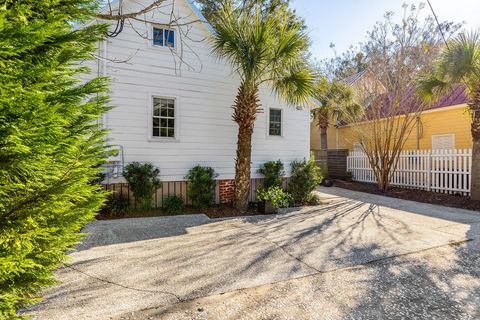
[320,126,328,150]
[232,83,260,211]
[470,89,480,201]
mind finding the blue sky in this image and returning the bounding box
[291,0,480,60]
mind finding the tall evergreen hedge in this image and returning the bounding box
[0,1,109,317]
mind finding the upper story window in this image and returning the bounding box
[153,27,175,48]
[153,97,175,138]
[269,108,282,136]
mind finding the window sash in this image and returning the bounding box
[269,109,282,136]
[153,97,175,138]
[153,27,175,48]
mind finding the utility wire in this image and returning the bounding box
[426,0,449,48]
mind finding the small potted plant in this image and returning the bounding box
[257,186,292,214]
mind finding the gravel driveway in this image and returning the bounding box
[26,187,480,319]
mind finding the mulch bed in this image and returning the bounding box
[334,180,480,212]
[96,203,262,220]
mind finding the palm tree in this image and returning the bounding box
[420,31,480,200]
[211,3,314,210]
[313,79,361,150]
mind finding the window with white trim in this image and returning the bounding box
[432,134,455,150]
[269,108,282,136]
[152,97,175,138]
[153,27,175,48]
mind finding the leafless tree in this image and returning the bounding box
[91,0,208,73]
[347,3,461,191]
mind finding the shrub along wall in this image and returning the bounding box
[103,178,291,209]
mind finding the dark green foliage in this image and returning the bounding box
[195,0,305,30]
[185,166,218,208]
[100,192,130,218]
[0,0,110,317]
[123,162,162,211]
[258,160,284,189]
[256,186,291,209]
[163,195,185,214]
[289,159,323,204]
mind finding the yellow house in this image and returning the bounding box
[311,82,473,152]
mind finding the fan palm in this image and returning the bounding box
[211,2,314,210]
[313,79,362,150]
[419,31,480,200]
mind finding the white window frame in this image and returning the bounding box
[151,25,177,50]
[267,108,283,138]
[432,133,455,150]
[148,95,179,142]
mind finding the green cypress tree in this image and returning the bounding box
[0,1,109,317]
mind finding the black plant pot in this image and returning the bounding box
[257,201,278,214]
[322,179,334,187]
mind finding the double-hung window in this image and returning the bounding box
[152,97,175,138]
[269,108,282,136]
[153,27,175,48]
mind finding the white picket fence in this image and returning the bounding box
[347,149,472,195]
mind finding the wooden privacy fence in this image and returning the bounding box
[347,149,472,195]
[312,149,349,178]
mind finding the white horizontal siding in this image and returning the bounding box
[96,0,310,181]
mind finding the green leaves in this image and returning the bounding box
[0,0,109,317]
[289,159,323,205]
[123,162,162,211]
[419,31,480,100]
[210,1,314,106]
[185,166,218,208]
[256,186,291,209]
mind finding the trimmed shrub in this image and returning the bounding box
[258,160,285,188]
[123,162,162,210]
[289,159,323,204]
[306,192,322,206]
[185,166,218,208]
[163,195,185,214]
[257,186,292,209]
[101,192,130,217]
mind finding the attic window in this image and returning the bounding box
[153,27,175,48]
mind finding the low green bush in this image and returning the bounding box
[101,192,130,217]
[289,159,323,204]
[257,186,292,209]
[306,192,322,206]
[163,195,185,214]
[258,160,285,188]
[123,162,162,211]
[185,166,218,208]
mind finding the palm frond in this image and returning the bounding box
[210,3,315,104]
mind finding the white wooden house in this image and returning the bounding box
[87,0,310,203]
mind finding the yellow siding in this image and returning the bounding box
[310,104,472,151]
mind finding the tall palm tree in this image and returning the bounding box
[211,2,314,210]
[313,79,361,150]
[420,31,480,200]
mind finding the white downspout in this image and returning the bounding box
[102,39,108,129]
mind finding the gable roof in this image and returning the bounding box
[426,85,468,111]
[341,70,468,112]
[104,0,214,33]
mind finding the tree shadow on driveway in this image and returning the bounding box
[27,188,480,319]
